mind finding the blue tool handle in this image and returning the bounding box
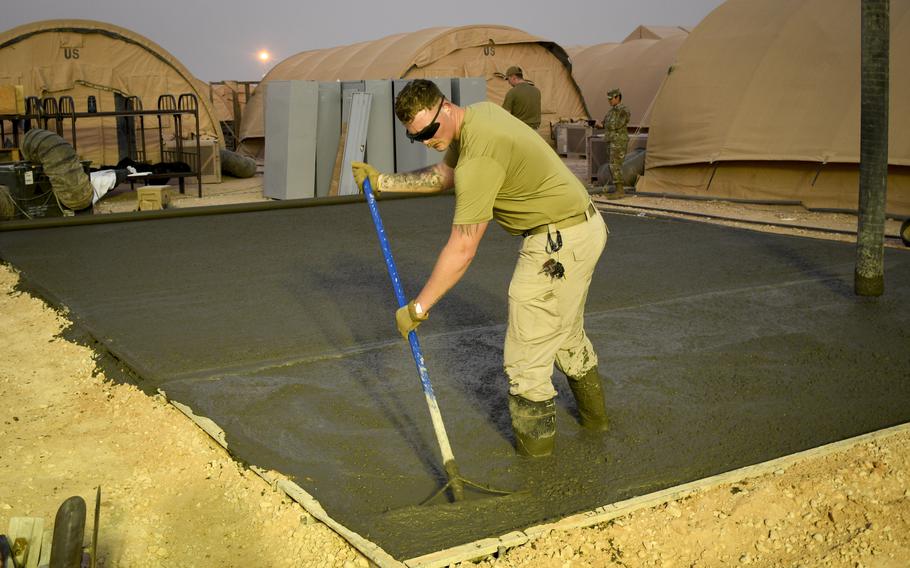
[362,177,460,483]
[362,179,407,309]
[362,179,439,400]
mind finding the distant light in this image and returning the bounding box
[257,50,271,62]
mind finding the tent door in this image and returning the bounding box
[114,93,138,162]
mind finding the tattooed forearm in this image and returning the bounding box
[455,223,481,237]
[379,166,445,193]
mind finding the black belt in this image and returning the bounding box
[522,202,596,237]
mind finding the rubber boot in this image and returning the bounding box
[568,366,610,431]
[605,184,626,200]
[508,395,556,457]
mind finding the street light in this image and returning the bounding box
[256,49,272,79]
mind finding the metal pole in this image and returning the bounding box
[855,0,890,296]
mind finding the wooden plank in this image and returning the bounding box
[23,518,43,568]
[328,123,349,197]
[7,516,44,568]
[404,538,500,568]
[404,531,529,567]
[273,476,405,568]
[37,529,51,568]
[166,397,229,449]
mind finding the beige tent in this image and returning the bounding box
[0,19,220,167]
[561,45,590,60]
[194,80,233,124]
[195,80,257,150]
[238,25,588,157]
[622,25,690,42]
[638,0,910,216]
[198,80,255,124]
[570,31,688,127]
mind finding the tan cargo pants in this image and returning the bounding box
[504,206,608,402]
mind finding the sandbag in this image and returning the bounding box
[621,148,646,187]
[596,161,613,185]
[220,148,257,178]
[20,129,93,210]
[597,147,647,188]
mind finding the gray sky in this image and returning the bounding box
[6,0,726,82]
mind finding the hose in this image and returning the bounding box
[20,129,94,211]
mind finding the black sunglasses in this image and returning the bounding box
[406,97,444,143]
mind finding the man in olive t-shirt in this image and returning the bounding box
[351,79,609,458]
[502,66,541,130]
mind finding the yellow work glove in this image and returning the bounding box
[396,300,428,339]
[351,161,381,196]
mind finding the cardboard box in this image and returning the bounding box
[0,85,25,115]
[136,185,170,211]
[163,139,221,183]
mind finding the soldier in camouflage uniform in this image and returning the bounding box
[603,88,630,199]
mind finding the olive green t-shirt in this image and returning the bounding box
[502,81,541,129]
[444,102,590,236]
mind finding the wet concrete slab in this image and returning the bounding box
[2,195,909,559]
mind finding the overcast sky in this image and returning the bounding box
[6,0,726,82]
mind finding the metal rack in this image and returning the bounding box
[1,93,204,196]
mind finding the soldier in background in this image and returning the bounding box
[502,66,542,130]
[603,88,630,199]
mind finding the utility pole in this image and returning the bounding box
[855,0,889,296]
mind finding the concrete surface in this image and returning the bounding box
[1,195,908,559]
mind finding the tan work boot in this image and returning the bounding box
[508,395,556,457]
[567,366,610,431]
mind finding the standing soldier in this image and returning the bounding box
[603,88,630,199]
[502,66,542,131]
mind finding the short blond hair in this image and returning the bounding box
[394,79,443,124]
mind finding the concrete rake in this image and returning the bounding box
[362,179,513,504]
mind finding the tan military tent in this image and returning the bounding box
[197,80,255,124]
[200,80,256,150]
[570,30,688,127]
[194,80,233,124]
[638,0,910,216]
[622,25,690,42]
[238,25,588,157]
[561,46,591,60]
[0,19,220,167]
